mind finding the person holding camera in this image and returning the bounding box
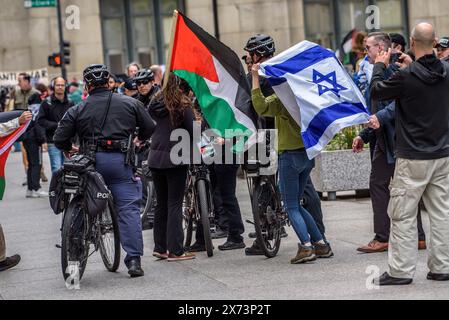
[370,23,449,285]
[353,32,427,254]
[54,64,155,278]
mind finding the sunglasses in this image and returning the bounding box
[136,80,151,86]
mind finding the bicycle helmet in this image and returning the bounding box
[134,68,155,82]
[83,64,110,86]
[244,34,276,57]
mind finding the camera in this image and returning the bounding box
[390,53,403,64]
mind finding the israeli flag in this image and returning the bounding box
[259,41,370,159]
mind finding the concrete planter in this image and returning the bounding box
[310,150,371,200]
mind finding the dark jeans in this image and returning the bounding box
[210,164,244,243]
[23,140,41,191]
[96,152,143,265]
[303,177,326,239]
[370,140,426,243]
[151,166,188,256]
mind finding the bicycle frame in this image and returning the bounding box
[187,164,215,227]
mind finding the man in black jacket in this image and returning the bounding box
[54,64,155,278]
[370,23,449,286]
[37,77,74,174]
[353,32,426,253]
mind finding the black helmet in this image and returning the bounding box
[124,78,137,91]
[134,68,154,82]
[83,64,110,86]
[244,34,275,57]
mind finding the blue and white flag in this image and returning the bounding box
[260,41,370,159]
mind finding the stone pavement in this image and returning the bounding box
[0,151,448,300]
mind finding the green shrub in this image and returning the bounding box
[325,125,365,151]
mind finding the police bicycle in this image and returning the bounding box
[58,154,121,283]
[182,135,216,257]
[244,131,289,258]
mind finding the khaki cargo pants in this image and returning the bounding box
[388,157,449,279]
[0,224,5,262]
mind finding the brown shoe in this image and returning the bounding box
[167,252,196,262]
[153,251,168,260]
[313,242,334,258]
[290,245,316,264]
[357,240,388,253]
[418,240,427,250]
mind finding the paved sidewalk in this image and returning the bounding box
[0,152,447,300]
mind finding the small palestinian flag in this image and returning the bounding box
[0,112,29,200]
[339,29,357,65]
[167,11,259,151]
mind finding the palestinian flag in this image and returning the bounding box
[167,11,259,151]
[0,112,29,200]
[339,29,357,65]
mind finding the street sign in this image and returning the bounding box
[24,0,56,8]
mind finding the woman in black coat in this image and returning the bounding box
[148,73,197,262]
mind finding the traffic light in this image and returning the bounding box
[48,53,61,67]
[62,40,70,65]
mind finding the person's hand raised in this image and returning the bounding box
[18,111,32,125]
[375,48,392,66]
[395,53,413,69]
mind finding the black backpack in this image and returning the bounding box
[84,170,111,217]
[49,155,111,217]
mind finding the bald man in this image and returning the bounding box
[369,23,449,285]
[150,65,163,86]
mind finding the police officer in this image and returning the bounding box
[54,64,155,278]
[135,69,160,107]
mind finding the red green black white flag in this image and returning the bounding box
[167,11,259,151]
[0,115,29,200]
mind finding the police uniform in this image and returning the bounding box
[54,86,155,270]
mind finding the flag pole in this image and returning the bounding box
[163,10,179,90]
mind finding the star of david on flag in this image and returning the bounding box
[259,41,370,159]
[311,70,347,98]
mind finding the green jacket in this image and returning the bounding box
[251,88,304,153]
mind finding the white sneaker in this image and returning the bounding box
[35,189,49,197]
[26,190,34,198]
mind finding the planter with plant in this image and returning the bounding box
[309,125,371,200]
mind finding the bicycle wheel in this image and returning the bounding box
[197,179,213,257]
[251,178,282,258]
[141,177,155,217]
[99,198,120,272]
[183,186,194,248]
[61,196,89,282]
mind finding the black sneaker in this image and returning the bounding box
[127,257,144,278]
[211,227,228,239]
[218,241,246,251]
[185,242,208,253]
[249,227,288,239]
[0,255,21,272]
[245,241,264,256]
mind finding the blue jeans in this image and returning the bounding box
[279,150,323,244]
[48,143,65,173]
[95,152,143,264]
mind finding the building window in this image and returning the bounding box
[100,0,185,74]
[304,0,409,50]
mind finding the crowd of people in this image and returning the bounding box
[1,22,449,287]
